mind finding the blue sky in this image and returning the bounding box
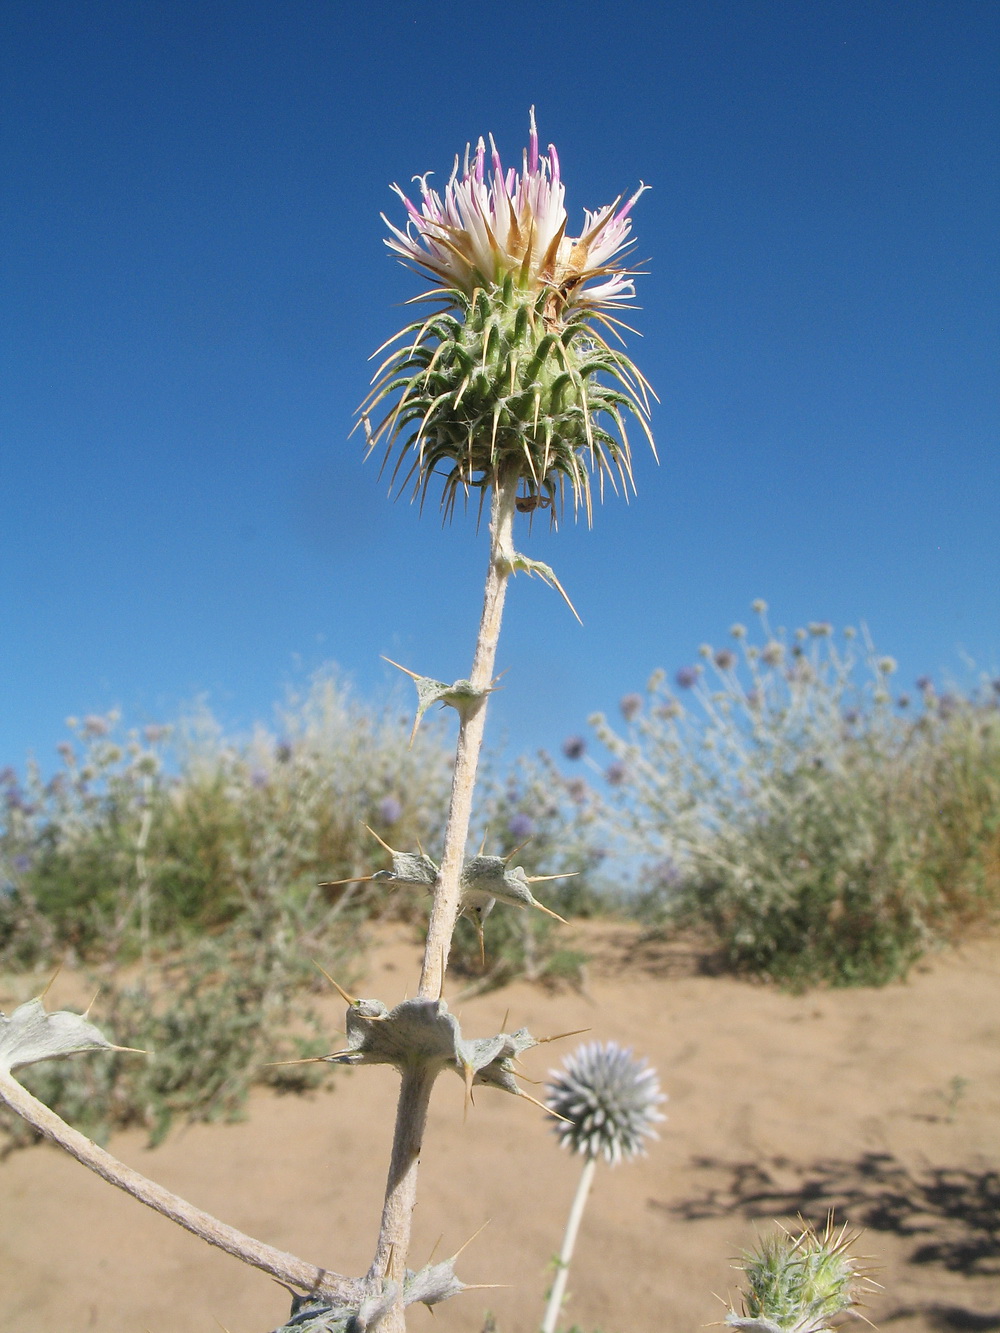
[3,1,998,776]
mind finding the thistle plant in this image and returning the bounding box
[0,111,655,1332]
[727,1217,879,1333]
[541,1042,665,1333]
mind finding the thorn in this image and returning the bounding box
[38,967,62,1003]
[538,1027,590,1045]
[318,875,375,888]
[362,823,397,855]
[381,654,422,682]
[477,826,489,856]
[525,871,579,883]
[532,902,568,924]
[110,1044,148,1056]
[517,1089,570,1122]
[451,1218,490,1261]
[503,838,533,863]
[427,1233,444,1265]
[463,1062,475,1121]
[475,918,486,970]
[462,1284,508,1291]
[500,1007,510,1033]
[312,962,357,1006]
[265,1056,327,1067]
[83,987,101,1019]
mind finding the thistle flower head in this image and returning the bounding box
[727,1217,878,1333]
[362,110,655,521]
[545,1040,665,1165]
[383,107,647,311]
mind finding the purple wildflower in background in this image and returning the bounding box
[938,693,957,718]
[761,641,784,666]
[675,666,700,690]
[916,676,933,693]
[379,796,403,825]
[507,812,535,840]
[745,689,762,710]
[562,735,586,760]
[0,768,17,786]
[843,709,860,726]
[275,740,293,764]
[619,693,642,721]
[82,715,110,738]
[605,761,627,786]
[250,769,270,790]
[713,649,736,671]
[13,855,32,874]
[565,777,589,804]
[653,859,682,889]
[897,694,911,709]
[56,741,75,762]
[143,725,168,744]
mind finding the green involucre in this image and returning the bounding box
[361,273,654,521]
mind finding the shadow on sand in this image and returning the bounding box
[655,1151,1000,1330]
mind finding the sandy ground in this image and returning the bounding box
[1,922,998,1333]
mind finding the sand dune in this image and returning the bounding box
[1,922,998,1333]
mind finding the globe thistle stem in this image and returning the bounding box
[540,1154,597,1333]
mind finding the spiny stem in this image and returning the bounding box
[0,1070,356,1303]
[540,1154,597,1333]
[419,470,518,999]
[371,470,518,1333]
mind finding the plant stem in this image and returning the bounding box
[0,1070,357,1303]
[371,471,519,1332]
[419,472,518,999]
[540,1155,598,1333]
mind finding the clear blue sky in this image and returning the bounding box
[3,1,998,775]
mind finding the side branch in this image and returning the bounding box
[0,1071,358,1303]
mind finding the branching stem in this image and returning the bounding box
[0,1070,358,1303]
[372,470,519,1331]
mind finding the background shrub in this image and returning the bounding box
[589,608,1000,987]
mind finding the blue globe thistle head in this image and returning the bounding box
[562,734,587,760]
[545,1040,666,1165]
[675,665,700,690]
